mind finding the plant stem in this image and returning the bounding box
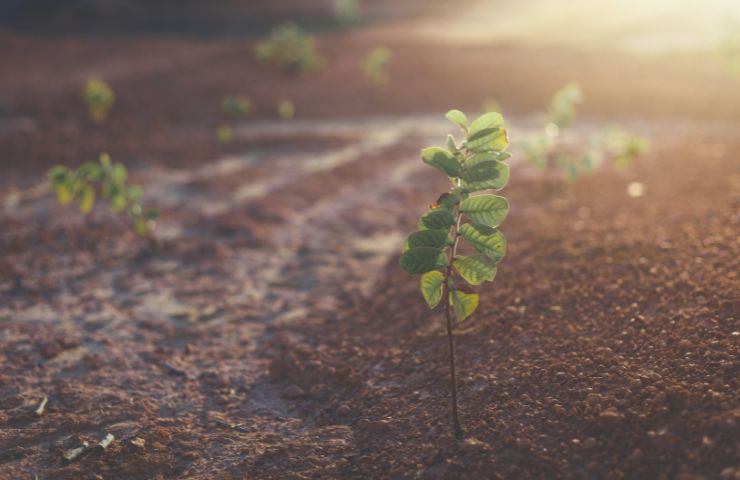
[444,291,463,440]
[443,176,465,440]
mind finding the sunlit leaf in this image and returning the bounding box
[420,271,445,308]
[450,288,479,321]
[421,147,461,178]
[459,223,506,262]
[462,160,509,191]
[454,255,497,285]
[445,109,469,131]
[79,185,95,214]
[459,194,509,227]
[465,151,511,168]
[111,163,127,184]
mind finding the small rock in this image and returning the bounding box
[583,437,597,449]
[459,437,492,454]
[336,404,352,417]
[130,437,146,448]
[719,467,738,480]
[363,419,391,433]
[283,385,305,399]
[597,408,624,425]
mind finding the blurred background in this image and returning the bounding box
[1,2,739,479]
[1,0,739,186]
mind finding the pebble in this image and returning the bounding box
[363,419,391,433]
[283,385,305,399]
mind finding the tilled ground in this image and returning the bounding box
[1,8,739,479]
[1,115,738,479]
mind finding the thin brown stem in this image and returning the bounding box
[442,166,467,440]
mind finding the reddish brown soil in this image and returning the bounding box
[1,6,739,480]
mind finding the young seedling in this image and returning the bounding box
[521,83,648,181]
[481,97,503,114]
[400,109,510,439]
[334,0,361,24]
[255,23,326,75]
[82,77,115,123]
[362,47,391,85]
[48,153,158,236]
[277,99,295,120]
[217,125,233,144]
[221,96,253,118]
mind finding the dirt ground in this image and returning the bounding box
[0,1,739,479]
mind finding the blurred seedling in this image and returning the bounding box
[217,125,233,144]
[362,47,391,85]
[521,83,648,181]
[400,109,510,439]
[719,20,740,76]
[277,100,295,120]
[255,22,326,74]
[481,97,503,114]
[220,96,253,118]
[82,77,115,123]
[48,153,158,236]
[334,0,361,24]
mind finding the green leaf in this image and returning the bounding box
[127,185,142,202]
[462,160,509,191]
[111,163,127,184]
[433,191,460,211]
[48,166,69,186]
[459,223,506,262]
[55,184,73,205]
[469,112,504,135]
[459,195,509,227]
[450,288,479,321]
[419,209,455,230]
[399,247,448,274]
[404,230,451,251]
[79,184,95,214]
[78,162,102,181]
[446,134,457,152]
[445,109,469,130]
[466,113,507,152]
[466,127,508,153]
[110,194,127,212]
[421,147,461,178]
[466,151,511,168]
[453,255,497,285]
[420,271,445,308]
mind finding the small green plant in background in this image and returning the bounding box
[217,125,233,144]
[334,0,361,24]
[719,20,740,77]
[400,109,510,439]
[277,99,295,120]
[255,22,326,74]
[546,82,583,131]
[362,47,391,85]
[82,77,115,123]
[481,97,503,114]
[220,96,253,118]
[48,153,158,236]
[521,83,648,181]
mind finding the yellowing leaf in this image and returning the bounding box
[420,271,445,308]
[450,289,479,321]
